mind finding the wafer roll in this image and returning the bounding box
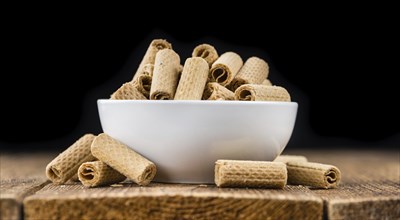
[210,52,243,86]
[262,79,272,86]
[78,161,126,187]
[174,57,209,100]
[150,49,181,100]
[69,173,80,182]
[91,133,156,186]
[287,162,341,189]
[235,84,291,101]
[229,57,269,91]
[274,155,308,164]
[202,82,235,100]
[215,160,287,188]
[133,39,172,81]
[192,44,219,66]
[46,134,96,184]
[110,82,147,100]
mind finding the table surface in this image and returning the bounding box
[1,150,399,220]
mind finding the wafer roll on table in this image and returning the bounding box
[286,162,341,189]
[150,49,181,100]
[174,57,209,100]
[132,39,172,81]
[229,57,269,91]
[235,84,291,101]
[110,82,147,100]
[262,79,273,86]
[192,44,219,67]
[215,160,287,188]
[202,82,235,100]
[210,52,243,86]
[78,161,126,187]
[46,134,97,184]
[91,133,156,186]
[274,155,308,164]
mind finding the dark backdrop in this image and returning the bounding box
[2,13,398,151]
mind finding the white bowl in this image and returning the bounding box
[97,100,298,183]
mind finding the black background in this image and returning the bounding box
[1,11,399,151]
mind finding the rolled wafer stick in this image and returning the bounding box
[274,155,308,164]
[192,44,219,66]
[132,39,172,81]
[215,160,287,188]
[132,64,154,99]
[150,49,181,100]
[91,133,156,186]
[202,82,235,100]
[174,57,209,100]
[235,84,291,102]
[110,82,147,100]
[46,134,96,184]
[229,57,269,91]
[78,161,126,187]
[286,162,341,189]
[262,79,272,86]
[210,52,243,86]
[69,173,80,182]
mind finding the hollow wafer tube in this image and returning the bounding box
[274,155,308,164]
[78,161,126,187]
[132,39,172,81]
[174,57,209,100]
[235,84,291,101]
[229,57,269,91]
[202,82,235,100]
[46,134,96,184]
[110,82,147,100]
[131,64,154,99]
[210,52,243,86]
[286,162,341,189]
[262,79,272,86]
[150,49,181,100]
[91,133,156,186]
[192,44,219,67]
[215,160,287,188]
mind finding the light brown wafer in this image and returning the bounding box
[150,49,181,100]
[235,84,291,101]
[91,133,156,186]
[274,155,308,164]
[229,57,269,91]
[262,79,273,86]
[192,44,219,66]
[131,64,154,99]
[132,39,172,81]
[202,82,235,100]
[110,82,147,100]
[210,52,243,86]
[78,161,126,187]
[215,160,287,188]
[286,161,341,189]
[46,134,96,184]
[174,57,209,100]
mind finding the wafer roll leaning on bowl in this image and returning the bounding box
[192,44,219,67]
[202,82,235,100]
[274,155,308,164]
[150,49,181,100]
[78,161,126,187]
[229,57,269,91]
[209,52,243,86]
[174,57,209,100]
[110,82,147,100]
[46,134,97,184]
[215,160,287,188]
[91,133,156,186]
[235,84,291,101]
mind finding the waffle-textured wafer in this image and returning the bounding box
[274,155,308,164]
[229,57,269,91]
[286,161,341,189]
[78,161,126,187]
[132,64,154,99]
[210,52,243,86]
[46,134,96,184]
[69,173,80,182]
[192,44,219,66]
[174,57,209,100]
[215,160,287,188]
[150,49,181,100]
[262,79,272,86]
[91,133,156,186]
[235,84,291,101]
[132,39,172,81]
[202,82,235,100]
[110,82,147,100]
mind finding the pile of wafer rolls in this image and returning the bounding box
[111,39,291,102]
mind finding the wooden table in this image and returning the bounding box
[1,150,399,220]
